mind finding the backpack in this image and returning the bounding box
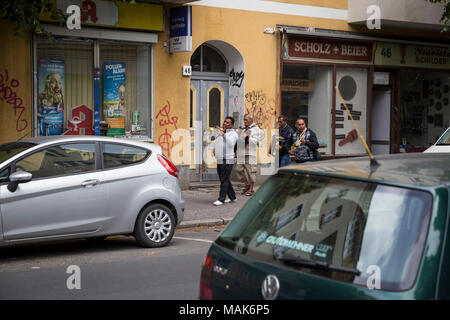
[294,145,314,163]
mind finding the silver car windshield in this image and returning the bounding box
[217,172,432,291]
[0,142,37,164]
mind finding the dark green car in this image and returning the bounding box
[200,153,450,300]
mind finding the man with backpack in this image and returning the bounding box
[288,118,321,163]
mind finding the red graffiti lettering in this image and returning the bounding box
[156,101,179,157]
[0,69,28,132]
[156,101,179,129]
[158,128,174,157]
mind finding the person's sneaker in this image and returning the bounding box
[213,200,224,206]
[225,199,236,203]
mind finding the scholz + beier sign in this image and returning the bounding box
[286,36,373,63]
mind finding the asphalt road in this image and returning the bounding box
[0,226,224,300]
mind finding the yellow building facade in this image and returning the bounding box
[0,21,33,143]
[1,0,449,186]
[157,0,449,182]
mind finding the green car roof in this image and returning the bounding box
[280,153,450,188]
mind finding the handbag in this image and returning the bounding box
[294,145,313,163]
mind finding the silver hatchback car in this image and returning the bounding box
[0,136,184,248]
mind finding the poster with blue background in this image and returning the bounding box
[103,62,126,104]
[38,58,65,136]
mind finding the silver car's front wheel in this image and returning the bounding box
[134,204,176,248]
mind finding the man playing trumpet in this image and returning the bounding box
[212,117,239,206]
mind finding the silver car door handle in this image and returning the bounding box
[81,179,99,187]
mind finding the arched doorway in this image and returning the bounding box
[190,41,244,181]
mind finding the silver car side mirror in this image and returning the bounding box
[8,171,32,192]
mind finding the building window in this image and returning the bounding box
[400,70,450,151]
[35,38,152,139]
[190,88,194,128]
[208,87,222,128]
[191,44,227,73]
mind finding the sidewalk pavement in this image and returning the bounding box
[177,181,258,229]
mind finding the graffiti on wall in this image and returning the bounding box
[156,100,179,157]
[0,69,28,132]
[229,68,244,88]
[244,89,277,129]
[156,100,179,130]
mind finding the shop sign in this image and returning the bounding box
[373,72,389,85]
[42,0,163,32]
[170,6,192,53]
[374,42,450,70]
[281,79,314,92]
[56,0,118,26]
[64,105,94,135]
[286,36,373,63]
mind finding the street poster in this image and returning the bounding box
[37,58,65,136]
[103,62,126,136]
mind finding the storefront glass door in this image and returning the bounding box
[335,67,368,155]
[371,87,391,155]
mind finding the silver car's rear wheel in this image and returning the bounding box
[144,208,172,243]
[134,204,176,248]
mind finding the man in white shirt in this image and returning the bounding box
[213,116,239,206]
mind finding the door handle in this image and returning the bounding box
[81,179,99,187]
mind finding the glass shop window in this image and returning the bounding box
[281,64,333,156]
[400,70,450,151]
[36,39,94,137]
[35,38,152,139]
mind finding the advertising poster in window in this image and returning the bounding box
[335,68,367,155]
[103,62,126,136]
[37,58,65,136]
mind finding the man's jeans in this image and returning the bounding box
[217,163,236,202]
[279,153,291,167]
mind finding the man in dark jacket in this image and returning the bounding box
[277,115,295,167]
[288,118,320,163]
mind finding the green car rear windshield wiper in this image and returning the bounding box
[275,252,361,275]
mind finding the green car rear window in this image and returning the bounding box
[217,172,433,291]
